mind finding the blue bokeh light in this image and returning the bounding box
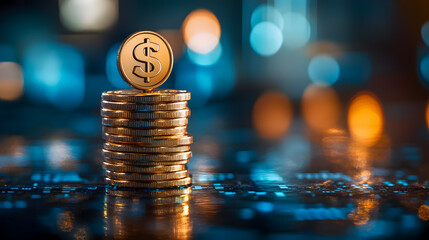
[251,5,284,30]
[419,55,429,87]
[106,43,131,89]
[187,43,222,66]
[176,38,235,106]
[23,42,85,110]
[175,60,213,107]
[308,55,340,85]
[421,21,429,47]
[250,21,283,56]
[283,13,311,49]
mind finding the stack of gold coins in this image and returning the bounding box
[101,89,192,188]
[101,31,192,189]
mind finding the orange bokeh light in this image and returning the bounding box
[0,62,24,101]
[348,92,384,146]
[302,84,340,132]
[252,91,293,140]
[182,9,221,54]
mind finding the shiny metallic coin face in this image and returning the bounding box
[117,31,173,90]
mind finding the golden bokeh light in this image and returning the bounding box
[348,91,384,146]
[418,204,429,221]
[302,84,340,133]
[182,9,221,54]
[0,62,24,101]
[348,195,378,225]
[252,91,293,140]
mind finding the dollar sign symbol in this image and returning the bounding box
[132,38,162,83]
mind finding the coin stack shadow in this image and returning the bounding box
[101,89,192,189]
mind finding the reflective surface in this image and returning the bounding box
[0,101,428,239]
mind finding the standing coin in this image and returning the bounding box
[117,31,173,90]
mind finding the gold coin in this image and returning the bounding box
[105,186,191,198]
[104,142,190,153]
[105,176,192,188]
[101,100,188,111]
[105,169,189,181]
[103,126,187,136]
[102,162,186,173]
[117,31,173,90]
[101,108,190,119]
[101,89,190,103]
[102,149,192,161]
[106,191,190,205]
[102,117,188,128]
[104,157,189,166]
[103,133,193,146]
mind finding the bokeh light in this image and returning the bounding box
[23,42,85,110]
[421,21,429,47]
[252,91,292,140]
[251,5,284,30]
[0,62,24,101]
[283,12,311,49]
[187,42,222,66]
[418,204,429,221]
[419,55,429,86]
[348,92,384,146]
[59,0,118,32]
[106,43,131,89]
[308,55,340,86]
[175,61,213,107]
[302,84,340,132]
[250,22,283,56]
[182,9,221,54]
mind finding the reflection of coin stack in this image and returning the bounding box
[104,188,192,239]
[101,89,192,188]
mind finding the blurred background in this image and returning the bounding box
[1,1,429,239]
[0,0,428,139]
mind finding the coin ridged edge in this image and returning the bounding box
[103,126,187,136]
[101,101,188,111]
[101,108,190,119]
[102,149,192,161]
[105,169,189,181]
[104,157,190,166]
[102,117,188,128]
[104,142,190,153]
[105,176,192,188]
[103,133,193,146]
[102,162,186,173]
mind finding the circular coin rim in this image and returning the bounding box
[117,31,174,90]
